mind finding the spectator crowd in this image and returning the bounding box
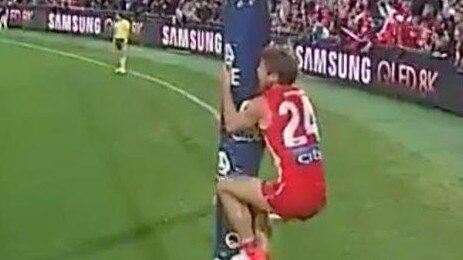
[267,0,463,71]
[2,0,463,70]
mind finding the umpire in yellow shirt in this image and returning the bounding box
[113,13,131,74]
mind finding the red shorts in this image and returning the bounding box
[261,167,326,220]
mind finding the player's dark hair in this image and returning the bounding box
[261,46,298,85]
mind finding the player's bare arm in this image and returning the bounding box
[219,65,263,133]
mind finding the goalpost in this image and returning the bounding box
[213,0,271,259]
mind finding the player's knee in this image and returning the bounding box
[216,179,232,195]
[216,179,227,194]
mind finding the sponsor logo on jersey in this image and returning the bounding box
[292,144,322,165]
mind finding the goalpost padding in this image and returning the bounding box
[213,0,270,259]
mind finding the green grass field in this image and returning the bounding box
[1,30,463,260]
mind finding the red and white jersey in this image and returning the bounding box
[259,84,323,183]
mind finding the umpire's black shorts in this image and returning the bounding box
[114,38,126,51]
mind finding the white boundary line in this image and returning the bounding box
[0,38,220,119]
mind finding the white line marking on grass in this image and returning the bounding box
[1,38,220,119]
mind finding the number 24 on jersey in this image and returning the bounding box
[278,95,321,148]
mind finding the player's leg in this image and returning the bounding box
[454,46,460,66]
[114,39,126,73]
[0,15,6,30]
[218,190,268,259]
[458,49,463,72]
[217,177,272,213]
[217,177,273,250]
[252,210,272,252]
[119,40,128,73]
[217,183,255,242]
[114,39,121,71]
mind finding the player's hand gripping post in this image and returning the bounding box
[219,65,262,133]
